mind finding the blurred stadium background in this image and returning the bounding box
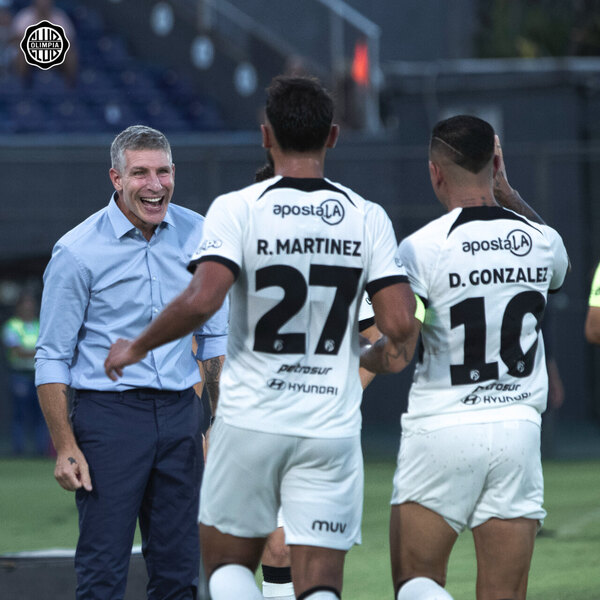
[1,0,597,457]
[1,0,600,594]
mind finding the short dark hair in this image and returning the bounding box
[430,115,495,174]
[265,75,334,152]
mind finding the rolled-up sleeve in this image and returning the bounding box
[35,245,90,386]
[193,294,229,361]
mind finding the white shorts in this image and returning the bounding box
[391,420,545,533]
[199,418,363,550]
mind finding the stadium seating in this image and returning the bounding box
[0,1,225,134]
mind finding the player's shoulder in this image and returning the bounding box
[211,178,275,211]
[403,208,459,248]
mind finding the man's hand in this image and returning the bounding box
[104,338,147,381]
[493,134,513,197]
[54,447,92,492]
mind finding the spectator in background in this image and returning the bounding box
[2,289,49,455]
[584,260,600,344]
[0,0,15,78]
[11,0,78,87]
[36,125,227,600]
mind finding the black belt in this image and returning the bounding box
[74,387,191,400]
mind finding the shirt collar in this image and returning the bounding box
[107,192,175,239]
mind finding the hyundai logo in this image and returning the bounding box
[267,378,286,390]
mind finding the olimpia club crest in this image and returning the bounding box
[20,20,70,70]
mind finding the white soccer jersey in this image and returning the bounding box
[191,176,406,437]
[397,205,569,433]
[358,291,374,330]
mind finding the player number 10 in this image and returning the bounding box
[449,291,546,385]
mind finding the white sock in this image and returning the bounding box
[263,580,295,599]
[397,577,454,600]
[209,564,263,599]
[301,592,339,599]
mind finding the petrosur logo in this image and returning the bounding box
[20,20,70,70]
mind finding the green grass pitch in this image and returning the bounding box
[1,458,599,599]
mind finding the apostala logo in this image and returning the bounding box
[273,199,345,225]
[20,20,70,70]
[462,229,533,257]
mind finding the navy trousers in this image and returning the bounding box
[71,388,204,600]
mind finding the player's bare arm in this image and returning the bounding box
[202,354,225,417]
[359,323,382,389]
[360,283,420,373]
[585,306,600,344]
[493,135,545,224]
[105,260,234,380]
[37,382,92,492]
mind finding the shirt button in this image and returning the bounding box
[153,308,159,313]
[152,276,157,281]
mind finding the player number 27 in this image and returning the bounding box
[450,291,546,385]
[254,264,362,355]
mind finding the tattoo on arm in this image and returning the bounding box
[202,356,224,415]
[383,341,413,371]
[68,457,77,465]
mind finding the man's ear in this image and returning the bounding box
[492,153,500,178]
[109,168,122,192]
[326,124,340,148]
[261,124,272,148]
[428,160,443,190]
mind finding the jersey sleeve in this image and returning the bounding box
[396,235,430,302]
[545,226,569,293]
[589,262,600,307]
[188,193,246,278]
[358,291,375,331]
[364,203,408,297]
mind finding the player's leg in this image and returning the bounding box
[289,545,345,599]
[390,502,457,599]
[469,420,544,600]
[472,517,537,600]
[201,524,266,599]
[262,524,295,599]
[282,435,363,599]
[389,424,495,599]
[199,421,286,598]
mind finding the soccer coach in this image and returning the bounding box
[35,125,227,599]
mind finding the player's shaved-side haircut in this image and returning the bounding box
[265,75,334,153]
[110,125,172,172]
[430,115,495,174]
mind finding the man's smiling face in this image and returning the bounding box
[110,148,175,238]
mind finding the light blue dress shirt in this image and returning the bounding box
[35,194,228,391]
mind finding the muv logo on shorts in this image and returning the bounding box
[312,520,347,533]
[20,21,70,70]
[462,229,533,257]
[273,199,345,225]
